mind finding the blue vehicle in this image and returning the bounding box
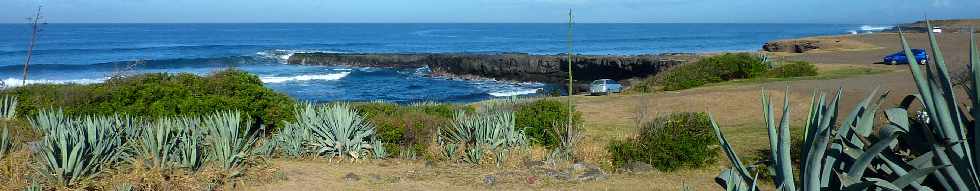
[883,49,929,65]
[590,79,622,95]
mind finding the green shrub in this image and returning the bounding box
[607,112,719,171]
[370,111,445,146]
[700,53,768,80]
[658,64,722,91]
[767,61,818,78]
[355,102,460,153]
[3,69,295,129]
[353,102,400,119]
[657,53,768,91]
[515,99,582,148]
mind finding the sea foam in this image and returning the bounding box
[260,72,351,83]
[1,77,108,88]
[488,88,542,97]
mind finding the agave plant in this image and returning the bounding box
[270,118,311,157]
[0,126,10,161]
[549,121,582,162]
[441,108,528,164]
[137,117,182,169]
[0,95,16,120]
[291,103,378,160]
[33,110,130,186]
[712,21,980,190]
[441,143,458,160]
[464,146,484,164]
[203,111,257,171]
[371,138,387,159]
[176,118,204,170]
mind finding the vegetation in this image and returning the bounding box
[515,99,582,148]
[203,111,258,170]
[3,70,295,129]
[32,110,132,186]
[607,112,719,171]
[1,95,16,120]
[440,108,528,165]
[633,53,818,92]
[286,103,379,159]
[351,102,462,159]
[0,124,10,161]
[658,53,768,91]
[767,61,818,78]
[712,24,980,190]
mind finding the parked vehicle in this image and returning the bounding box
[883,49,928,65]
[589,79,622,95]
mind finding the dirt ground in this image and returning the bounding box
[242,32,979,190]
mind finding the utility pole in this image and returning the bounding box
[23,5,43,86]
[566,9,574,130]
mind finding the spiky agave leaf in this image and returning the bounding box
[464,145,483,164]
[0,95,16,120]
[442,143,458,160]
[709,113,755,190]
[371,138,387,159]
[274,122,310,157]
[302,103,376,159]
[175,117,204,170]
[0,126,10,161]
[34,110,128,186]
[775,88,795,191]
[442,108,528,165]
[138,117,181,169]
[900,25,979,190]
[203,111,257,170]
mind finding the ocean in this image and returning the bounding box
[0,23,890,103]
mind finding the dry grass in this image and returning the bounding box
[0,148,33,190]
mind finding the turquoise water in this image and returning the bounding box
[0,23,890,102]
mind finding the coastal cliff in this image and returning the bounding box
[287,53,692,84]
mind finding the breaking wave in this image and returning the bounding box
[1,77,107,88]
[259,72,351,83]
[488,88,542,97]
[849,25,893,34]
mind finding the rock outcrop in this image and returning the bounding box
[762,40,821,53]
[287,53,692,84]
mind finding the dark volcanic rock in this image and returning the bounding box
[287,53,690,84]
[484,175,496,187]
[763,40,821,53]
[344,172,361,182]
[624,161,655,173]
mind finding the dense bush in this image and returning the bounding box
[515,99,583,148]
[2,69,295,129]
[767,61,818,78]
[353,102,462,155]
[658,53,768,91]
[607,112,719,171]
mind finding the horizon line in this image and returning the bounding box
[0,21,887,25]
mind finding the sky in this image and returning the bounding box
[2,0,980,24]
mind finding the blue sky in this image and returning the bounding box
[3,0,980,24]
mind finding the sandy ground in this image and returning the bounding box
[241,32,979,190]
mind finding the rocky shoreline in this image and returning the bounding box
[287,53,695,84]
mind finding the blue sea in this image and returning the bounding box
[0,23,890,103]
